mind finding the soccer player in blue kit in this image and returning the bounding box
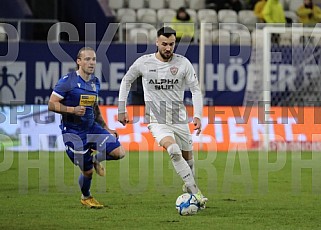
[48,47,125,208]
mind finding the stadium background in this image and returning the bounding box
[1,0,321,151]
[1,1,321,229]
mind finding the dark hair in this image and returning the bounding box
[76,47,95,69]
[176,7,190,21]
[304,0,313,9]
[157,27,176,38]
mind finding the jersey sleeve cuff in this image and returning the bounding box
[52,91,64,99]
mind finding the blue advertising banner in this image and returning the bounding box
[0,42,252,106]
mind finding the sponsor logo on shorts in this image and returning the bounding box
[99,136,110,147]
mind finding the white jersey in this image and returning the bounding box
[118,53,203,124]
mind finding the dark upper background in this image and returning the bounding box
[0,0,115,41]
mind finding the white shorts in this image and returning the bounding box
[147,123,193,151]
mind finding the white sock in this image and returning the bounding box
[81,194,91,199]
[186,156,195,177]
[167,144,198,194]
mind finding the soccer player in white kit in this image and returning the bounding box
[118,27,207,208]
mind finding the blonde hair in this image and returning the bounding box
[76,47,95,69]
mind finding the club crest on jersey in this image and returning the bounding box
[170,66,178,75]
[91,82,96,91]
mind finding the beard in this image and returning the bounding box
[159,50,173,61]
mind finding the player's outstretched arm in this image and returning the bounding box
[185,59,203,135]
[94,103,119,138]
[118,73,137,126]
[94,103,107,129]
[118,57,141,126]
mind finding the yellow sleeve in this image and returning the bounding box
[314,6,321,20]
[170,17,178,31]
[185,19,194,38]
[262,2,273,23]
[254,2,265,20]
[296,6,313,17]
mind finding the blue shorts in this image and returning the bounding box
[62,122,121,171]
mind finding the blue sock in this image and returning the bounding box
[78,174,92,197]
[94,152,117,162]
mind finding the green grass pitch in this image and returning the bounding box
[1,149,321,229]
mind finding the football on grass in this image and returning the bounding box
[175,193,200,216]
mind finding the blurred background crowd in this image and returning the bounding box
[1,0,321,44]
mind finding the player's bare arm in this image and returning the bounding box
[94,102,107,128]
[94,103,118,138]
[48,93,85,116]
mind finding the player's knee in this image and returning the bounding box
[118,147,126,159]
[167,143,182,162]
[110,146,126,160]
[82,169,94,178]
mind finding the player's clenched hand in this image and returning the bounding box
[118,112,129,126]
[193,117,202,136]
[107,128,119,138]
[74,106,86,116]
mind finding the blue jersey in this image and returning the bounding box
[53,71,100,130]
